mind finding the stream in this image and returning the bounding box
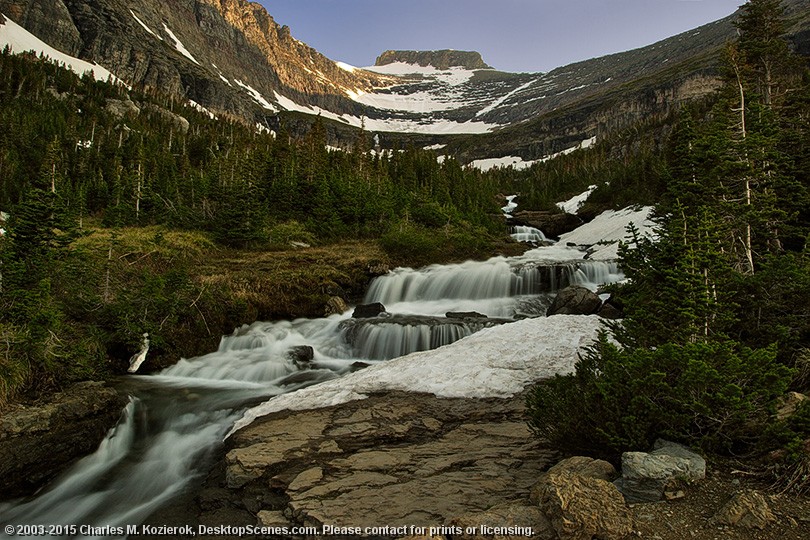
[0,224,623,538]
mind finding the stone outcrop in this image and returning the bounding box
[547,286,602,316]
[614,439,707,503]
[105,98,141,118]
[533,468,633,540]
[711,490,776,529]
[375,50,492,70]
[351,302,386,318]
[511,211,582,238]
[324,296,348,316]
[217,392,559,529]
[0,381,128,498]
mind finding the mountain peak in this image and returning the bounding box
[375,50,491,70]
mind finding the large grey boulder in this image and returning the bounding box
[546,285,602,316]
[614,439,706,503]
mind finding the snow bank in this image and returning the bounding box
[470,156,538,172]
[234,79,277,111]
[365,62,479,86]
[557,206,656,260]
[162,24,199,65]
[0,14,121,84]
[539,136,597,163]
[130,10,160,40]
[230,315,603,434]
[557,185,597,214]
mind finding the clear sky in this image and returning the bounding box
[258,0,744,73]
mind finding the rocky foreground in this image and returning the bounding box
[223,391,553,529]
[145,388,810,540]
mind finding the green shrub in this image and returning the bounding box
[526,334,793,459]
[267,220,317,249]
[380,220,491,266]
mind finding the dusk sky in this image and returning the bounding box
[259,0,744,73]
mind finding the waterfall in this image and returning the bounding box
[0,237,626,536]
[510,225,547,243]
[346,322,474,360]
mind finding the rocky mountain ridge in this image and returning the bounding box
[375,49,492,70]
[0,0,808,160]
[0,0,393,121]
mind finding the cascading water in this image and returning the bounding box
[510,225,547,243]
[0,240,624,537]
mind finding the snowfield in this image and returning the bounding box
[557,206,656,260]
[230,315,604,434]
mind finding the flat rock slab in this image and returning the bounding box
[222,391,558,529]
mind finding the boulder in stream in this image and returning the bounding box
[446,311,488,320]
[352,302,386,318]
[547,285,602,316]
[287,345,314,366]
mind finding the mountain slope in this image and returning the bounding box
[0,0,808,153]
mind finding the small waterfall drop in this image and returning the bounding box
[510,225,547,243]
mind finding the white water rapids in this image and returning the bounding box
[0,241,623,538]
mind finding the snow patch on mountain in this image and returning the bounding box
[476,78,538,117]
[0,14,122,84]
[235,79,277,111]
[350,89,461,113]
[336,61,357,73]
[130,10,160,40]
[274,90,498,135]
[188,99,215,119]
[539,136,597,162]
[557,185,598,214]
[469,156,539,172]
[162,24,199,65]
[365,62,479,86]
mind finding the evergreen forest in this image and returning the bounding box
[528,0,810,493]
